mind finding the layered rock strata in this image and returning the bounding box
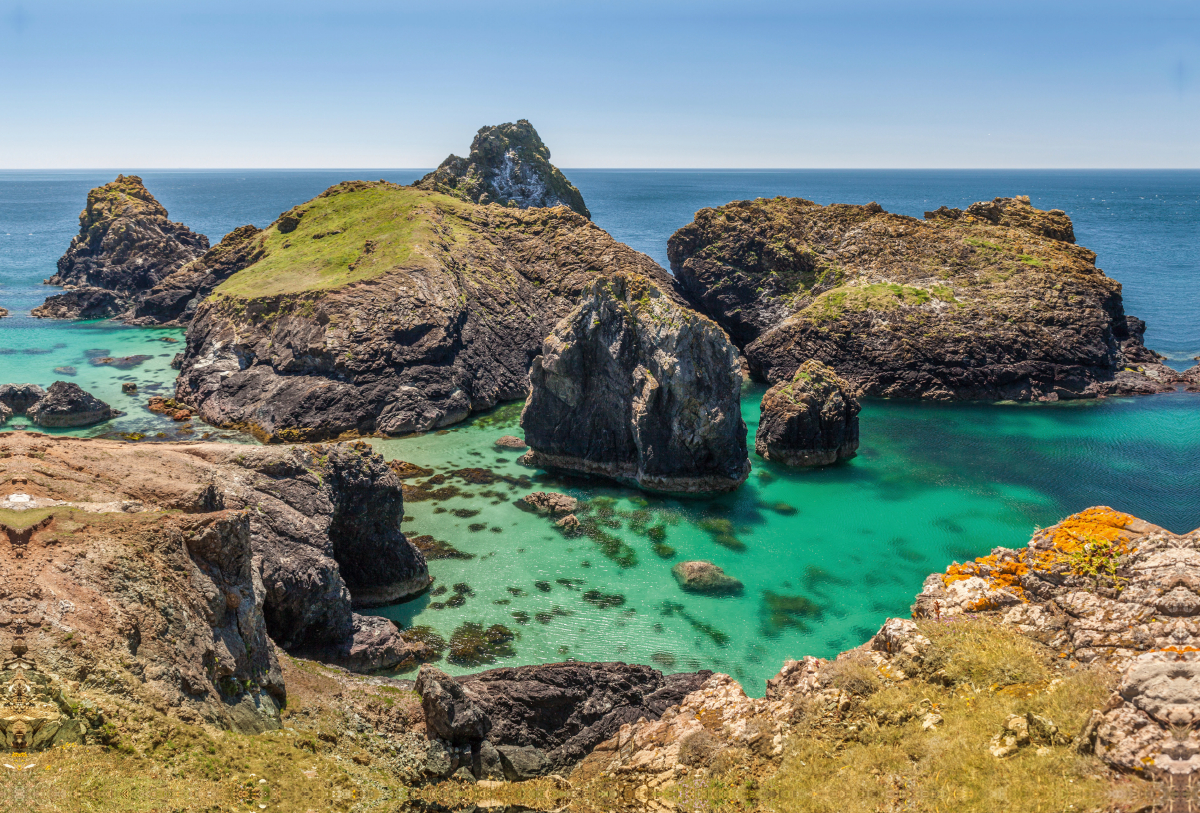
[37,175,208,319]
[0,434,429,673]
[520,272,750,494]
[414,120,590,218]
[755,359,860,467]
[175,181,679,442]
[669,195,1174,401]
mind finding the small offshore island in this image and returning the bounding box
[0,121,1198,810]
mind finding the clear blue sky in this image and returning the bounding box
[1,1,1196,168]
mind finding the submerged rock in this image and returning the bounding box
[174,181,679,442]
[669,195,1173,401]
[26,381,118,427]
[671,560,744,595]
[517,491,577,516]
[42,175,209,319]
[414,120,590,218]
[521,272,750,494]
[756,359,860,467]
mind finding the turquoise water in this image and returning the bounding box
[2,170,1198,693]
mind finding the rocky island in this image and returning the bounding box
[34,175,209,320]
[520,272,750,494]
[414,120,591,218]
[755,359,859,467]
[669,195,1176,401]
[173,181,679,442]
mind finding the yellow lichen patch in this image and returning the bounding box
[943,554,1029,596]
[1042,507,1134,553]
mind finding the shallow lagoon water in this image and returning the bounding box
[1,170,1198,693]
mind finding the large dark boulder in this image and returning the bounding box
[520,272,750,494]
[26,382,118,427]
[31,287,126,320]
[414,120,590,218]
[417,661,712,775]
[0,383,46,414]
[41,175,208,318]
[756,359,860,467]
[668,195,1174,401]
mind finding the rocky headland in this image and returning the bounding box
[755,359,860,467]
[34,175,209,320]
[414,120,591,218]
[669,195,1176,401]
[174,181,680,442]
[520,272,750,494]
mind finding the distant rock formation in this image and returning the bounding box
[0,307,8,318]
[37,175,209,319]
[756,360,860,467]
[130,225,265,326]
[175,181,679,442]
[414,120,591,218]
[520,272,750,494]
[669,195,1175,401]
[31,286,125,319]
[25,381,119,427]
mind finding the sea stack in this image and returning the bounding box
[756,360,860,467]
[668,195,1175,401]
[36,175,209,319]
[520,272,750,494]
[414,120,591,218]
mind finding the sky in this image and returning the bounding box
[0,0,1196,168]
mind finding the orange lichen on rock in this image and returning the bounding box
[943,553,1029,593]
[1041,507,1135,553]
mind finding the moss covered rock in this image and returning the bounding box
[756,359,859,467]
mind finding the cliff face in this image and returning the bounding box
[129,225,265,326]
[37,175,209,319]
[520,273,750,494]
[668,195,1174,401]
[414,120,591,218]
[175,182,678,442]
[0,435,429,674]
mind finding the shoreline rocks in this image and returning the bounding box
[39,175,208,320]
[520,272,750,495]
[669,195,1175,401]
[756,359,860,467]
[414,120,591,218]
[174,181,681,442]
[26,381,120,427]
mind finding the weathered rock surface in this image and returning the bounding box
[0,435,429,673]
[517,491,577,516]
[671,560,744,595]
[415,661,712,775]
[0,383,46,414]
[129,224,265,326]
[520,272,750,494]
[41,175,208,318]
[31,286,126,320]
[755,359,860,467]
[25,381,119,427]
[494,435,527,450]
[175,181,679,442]
[669,195,1174,401]
[0,435,283,734]
[414,120,590,218]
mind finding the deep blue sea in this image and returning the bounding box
[1,169,1197,692]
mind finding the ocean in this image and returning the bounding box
[1,169,1197,693]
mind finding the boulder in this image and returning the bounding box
[42,175,208,319]
[26,382,118,427]
[671,560,744,595]
[414,120,590,218]
[755,359,860,467]
[495,435,527,450]
[517,491,577,516]
[416,665,492,744]
[668,195,1172,401]
[520,272,750,494]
